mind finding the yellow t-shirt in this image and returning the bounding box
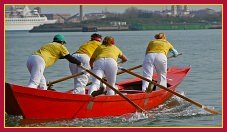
[75,40,101,57]
[34,42,69,68]
[91,45,123,61]
[146,39,174,56]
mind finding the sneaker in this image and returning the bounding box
[145,82,154,93]
[91,87,105,97]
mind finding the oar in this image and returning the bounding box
[79,65,154,118]
[167,53,183,59]
[86,64,142,86]
[65,64,142,93]
[48,52,179,89]
[47,72,85,89]
[118,66,220,115]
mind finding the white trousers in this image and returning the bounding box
[142,53,167,91]
[69,53,90,94]
[88,58,118,95]
[27,55,47,90]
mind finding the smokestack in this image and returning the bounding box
[80,5,83,21]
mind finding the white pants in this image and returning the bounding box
[27,55,47,90]
[69,53,90,94]
[142,53,167,92]
[88,58,118,95]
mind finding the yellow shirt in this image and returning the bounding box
[146,39,174,56]
[34,42,69,68]
[91,45,123,61]
[75,40,101,57]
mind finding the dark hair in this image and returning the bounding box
[53,40,66,44]
[91,33,102,39]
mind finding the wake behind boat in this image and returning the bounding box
[5,66,191,119]
[5,6,57,32]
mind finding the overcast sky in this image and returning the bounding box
[38,5,222,14]
[8,5,222,15]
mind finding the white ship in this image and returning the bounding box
[5,6,57,31]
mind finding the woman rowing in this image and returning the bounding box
[89,36,128,96]
[142,33,179,92]
[27,34,81,90]
[69,33,102,94]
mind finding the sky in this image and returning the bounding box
[25,5,222,15]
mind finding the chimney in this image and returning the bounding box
[80,5,83,21]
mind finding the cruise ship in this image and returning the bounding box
[5,6,57,31]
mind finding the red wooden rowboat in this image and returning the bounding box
[5,66,191,119]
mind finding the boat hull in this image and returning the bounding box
[5,20,57,31]
[5,66,191,119]
[6,23,43,31]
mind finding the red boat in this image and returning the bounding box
[5,66,191,119]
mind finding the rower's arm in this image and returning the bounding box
[64,54,81,65]
[170,48,179,57]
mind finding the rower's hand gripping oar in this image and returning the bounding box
[117,66,220,115]
[167,53,183,59]
[78,65,155,118]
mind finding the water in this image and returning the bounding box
[5,29,222,127]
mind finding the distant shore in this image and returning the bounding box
[29,23,221,32]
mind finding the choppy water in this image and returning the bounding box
[5,29,222,127]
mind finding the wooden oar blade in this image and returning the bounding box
[203,106,220,115]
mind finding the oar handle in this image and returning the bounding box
[118,67,220,115]
[117,64,142,75]
[47,72,85,86]
[167,53,183,59]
